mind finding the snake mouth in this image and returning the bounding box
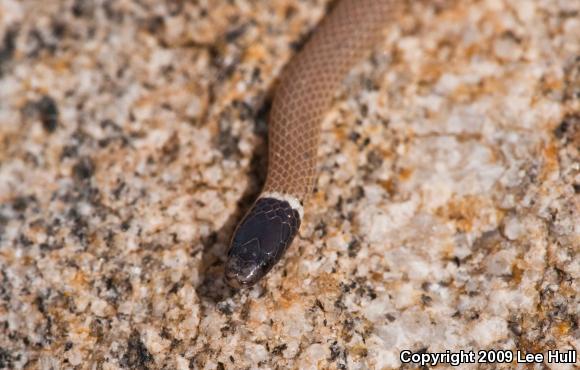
[224,237,268,288]
[224,197,301,288]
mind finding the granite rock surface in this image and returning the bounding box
[0,0,578,369]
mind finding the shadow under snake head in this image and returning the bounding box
[225,197,301,288]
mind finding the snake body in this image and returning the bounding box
[225,0,398,288]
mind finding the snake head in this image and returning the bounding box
[225,197,301,288]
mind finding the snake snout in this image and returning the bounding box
[224,239,266,288]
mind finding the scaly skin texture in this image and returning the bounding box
[226,0,402,287]
[264,0,399,203]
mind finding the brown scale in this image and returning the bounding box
[262,0,403,203]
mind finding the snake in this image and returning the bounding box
[225,0,401,288]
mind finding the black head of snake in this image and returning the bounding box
[225,198,301,288]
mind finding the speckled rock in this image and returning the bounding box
[0,0,578,369]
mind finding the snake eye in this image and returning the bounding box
[225,197,301,288]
